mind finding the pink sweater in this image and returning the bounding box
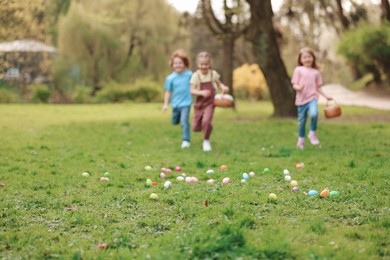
[291,66,323,106]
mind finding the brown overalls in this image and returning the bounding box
[192,72,216,140]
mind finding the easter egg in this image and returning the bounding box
[206,169,214,174]
[329,191,340,197]
[222,177,230,184]
[207,179,215,185]
[160,172,167,179]
[165,168,172,174]
[220,165,228,170]
[295,163,304,169]
[100,177,109,182]
[146,179,152,186]
[151,182,157,186]
[263,168,270,174]
[175,166,181,172]
[283,169,290,175]
[103,172,110,177]
[185,177,192,183]
[268,193,277,200]
[284,175,292,181]
[249,171,255,177]
[82,172,90,177]
[176,176,185,181]
[320,189,330,197]
[292,186,299,192]
[241,179,247,183]
[191,177,199,183]
[144,166,152,171]
[163,181,171,189]
[150,193,158,200]
[290,180,298,187]
[242,173,249,180]
[308,190,318,196]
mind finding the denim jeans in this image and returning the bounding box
[172,106,191,142]
[297,99,318,138]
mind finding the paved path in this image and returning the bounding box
[318,84,390,111]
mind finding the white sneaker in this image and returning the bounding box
[203,140,211,151]
[181,141,190,148]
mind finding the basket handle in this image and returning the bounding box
[326,99,338,107]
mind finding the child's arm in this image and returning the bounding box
[317,86,332,100]
[293,84,304,91]
[162,91,171,112]
[191,83,211,97]
[215,80,229,93]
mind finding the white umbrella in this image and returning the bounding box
[0,39,57,53]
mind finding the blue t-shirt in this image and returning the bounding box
[164,70,192,108]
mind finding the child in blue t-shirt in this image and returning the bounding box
[162,50,193,148]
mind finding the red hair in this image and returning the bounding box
[170,49,190,69]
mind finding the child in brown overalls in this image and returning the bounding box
[190,52,229,151]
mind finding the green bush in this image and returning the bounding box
[72,85,93,103]
[338,23,390,81]
[0,88,20,103]
[95,78,163,103]
[30,84,51,103]
[95,85,128,103]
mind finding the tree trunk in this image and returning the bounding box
[381,0,390,22]
[245,0,296,117]
[222,35,234,95]
[335,0,350,30]
[366,65,382,84]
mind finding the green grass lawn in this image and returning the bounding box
[0,101,389,259]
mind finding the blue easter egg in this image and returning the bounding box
[308,190,318,196]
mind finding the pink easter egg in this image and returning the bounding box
[100,177,109,182]
[160,172,167,179]
[222,177,230,184]
[175,166,181,172]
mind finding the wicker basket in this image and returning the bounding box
[214,94,234,108]
[324,100,342,118]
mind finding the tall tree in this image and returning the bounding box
[245,0,296,117]
[56,0,184,95]
[200,0,249,95]
[0,0,48,42]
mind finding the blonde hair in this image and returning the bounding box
[196,51,213,68]
[170,49,190,69]
[298,47,319,69]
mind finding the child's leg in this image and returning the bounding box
[297,104,308,138]
[308,99,320,145]
[180,106,191,142]
[308,99,319,132]
[192,107,203,132]
[172,107,180,125]
[202,104,215,140]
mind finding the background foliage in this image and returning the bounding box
[1,0,390,101]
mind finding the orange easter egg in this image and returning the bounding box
[320,189,330,197]
[220,165,228,170]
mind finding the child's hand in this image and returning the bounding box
[162,104,168,112]
[201,90,211,97]
[221,85,229,94]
